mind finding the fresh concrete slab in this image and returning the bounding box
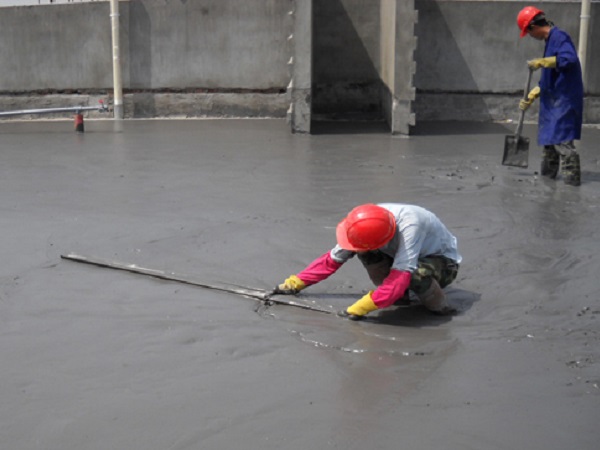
[0,118,598,449]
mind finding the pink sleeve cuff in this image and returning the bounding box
[371,269,411,308]
[297,252,343,286]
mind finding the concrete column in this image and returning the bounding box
[380,0,417,135]
[287,0,312,134]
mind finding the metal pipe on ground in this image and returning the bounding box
[0,102,109,132]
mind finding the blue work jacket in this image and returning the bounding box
[538,27,583,146]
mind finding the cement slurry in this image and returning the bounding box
[0,119,598,449]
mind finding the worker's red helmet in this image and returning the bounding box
[336,204,396,251]
[517,6,544,38]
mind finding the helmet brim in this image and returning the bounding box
[336,218,362,251]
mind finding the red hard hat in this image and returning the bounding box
[336,204,396,251]
[517,6,544,38]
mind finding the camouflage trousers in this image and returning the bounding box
[357,251,459,296]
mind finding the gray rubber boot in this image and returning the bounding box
[417,279,455,315]
[562,152,581,186]
[541,146,560,179]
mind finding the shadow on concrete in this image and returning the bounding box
[412,120,513,136]
[312,0,382,121]
[373,307,453,327]
[311,120,390,135]
[301,287,480,327]
[373,287,481,327]
[311,119,514,136]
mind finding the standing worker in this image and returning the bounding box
[274,203,462,320]
[517,6,584,186]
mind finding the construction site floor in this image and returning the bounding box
[1,118,598,450]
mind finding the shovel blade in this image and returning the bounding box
[502,134,529,168]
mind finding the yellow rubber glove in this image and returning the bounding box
[519,86,541,111]
[275,275,306,294]
[528,56,556,70]
[344,291,378,319]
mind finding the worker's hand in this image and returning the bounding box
[338,291,378,320]
[527,56,556,70]
[519,86,541,111]
[272,275,306,295]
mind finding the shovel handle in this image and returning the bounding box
[515,67,534,137]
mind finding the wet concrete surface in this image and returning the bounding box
[1,118,599,449]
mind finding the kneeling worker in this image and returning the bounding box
[274,203,462,320]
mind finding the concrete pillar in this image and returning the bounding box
[287,0,312,134]
[380,0,417,135]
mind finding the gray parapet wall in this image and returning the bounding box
[0,0,292,119]
[0,1,597,128]
[413,0,600,123]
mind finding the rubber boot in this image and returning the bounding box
[417,279,455,315]
[562,152,581,186]
[540,146,560,179]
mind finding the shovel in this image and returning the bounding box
[502,67,534,168]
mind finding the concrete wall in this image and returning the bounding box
[0,3,112,90]
[311,0,418,134]
[311,0,382,120]
[413,0,600,122]
[124,1,291,90]
[0,0,598,124]
[315,0,600,124]
[0,0,293,118]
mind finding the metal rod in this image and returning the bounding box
[0,103,108,117]
[60,253,334,315]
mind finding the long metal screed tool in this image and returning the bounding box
[60,253,334,315]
